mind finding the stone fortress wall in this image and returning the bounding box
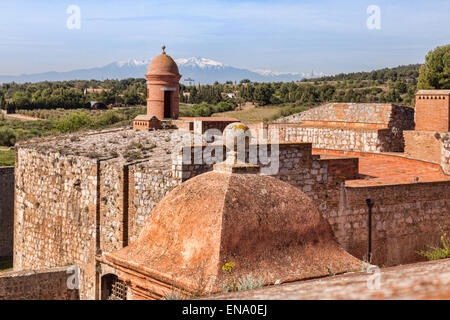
[2,46,448,300]
[14,149,98,299]
[278,103,414,125]
[13,133,449,298]
[0,266,79,300]
[8,98,450,300]
[269,103,415,153]
[0,166,14,258]
[13,140,331,299]
[323,180,449,266]
[404,131,443,163]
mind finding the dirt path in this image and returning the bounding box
[238,102,256,111]
[2,109,40,121]
[4,113,40,121]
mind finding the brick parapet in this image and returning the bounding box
[0,265,79,300]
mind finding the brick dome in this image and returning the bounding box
[105,169,362,299]
[146,45,180,77]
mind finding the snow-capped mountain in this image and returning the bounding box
[0,57,322,84]
[115,59,150,68]
[175,57,225,69]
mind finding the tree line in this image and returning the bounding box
[0,78,147,111]
[1,44,448,112]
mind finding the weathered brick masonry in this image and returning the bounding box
[415,90,450,132]
[0,266,79,300]
[404,131,442,163]
[404,91,450,171]
[0,166,14,258]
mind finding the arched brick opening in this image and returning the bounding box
[101,273,127,300]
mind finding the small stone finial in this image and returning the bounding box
[214,122,259,174]
[161,45,166,54]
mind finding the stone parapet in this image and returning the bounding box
[0,266,79,300]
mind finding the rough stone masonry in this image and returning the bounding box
[6,95,450,300]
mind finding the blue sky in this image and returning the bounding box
[0,0,449,75]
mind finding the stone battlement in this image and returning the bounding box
[276,103,414,128]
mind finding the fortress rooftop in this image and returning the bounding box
[17,128,182,167]
[207,258,450,300]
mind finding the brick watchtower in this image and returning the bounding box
[415,90,450,132]
[133,46,182,131]
[404,90,450,163]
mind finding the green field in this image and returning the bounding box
[212,104,310,122]
[213,107,281,122]
[0,107,146,147]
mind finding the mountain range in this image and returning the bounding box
[0,57,324,84]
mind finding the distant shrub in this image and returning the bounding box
[181,102,235,117]
[213,101,234,113]
[55,112,93,133]
[0,127,17,147]
[96,111,123,127]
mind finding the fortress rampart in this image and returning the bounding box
[267,103,415,153]
[12,127,450,299]
[7,95,450,300]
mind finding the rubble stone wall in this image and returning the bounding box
[321,182,450,266]
[269,124,395,152]
[0,266,79,300]
[14,149,98,300]
[174,143,329,199]
[277,103,414,127]
[99,160,127,253]
[128,162,181,244]
[269,103,414,152]
[0,166,14,258]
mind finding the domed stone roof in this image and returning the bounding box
[105,168,362,299]
[146,45,180,77]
